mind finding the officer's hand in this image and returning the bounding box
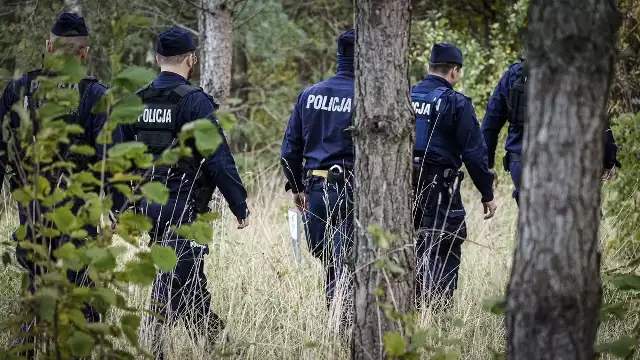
[489,168,498,188]
[602,166,616,181]
[237,216,249,229]
[293,192,307,213]
[482,200,497,220]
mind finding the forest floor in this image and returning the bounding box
[0,169,635,359]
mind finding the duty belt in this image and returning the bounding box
[308,165,353,185]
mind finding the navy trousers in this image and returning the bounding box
[413,170,467,308]
[142,199,222,359]
[303,177,354,307]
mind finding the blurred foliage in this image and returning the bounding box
[0,11,227,357]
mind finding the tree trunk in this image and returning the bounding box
[505,0,620,358]
[351,1,415,359]
[199,0,233,107]
[64,0,82,15]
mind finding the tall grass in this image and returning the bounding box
[0,168,636,359]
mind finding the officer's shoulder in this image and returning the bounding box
[450,89,472,103]
[508,61,523,73]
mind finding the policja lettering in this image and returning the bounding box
[138,107,172,123]
[412,97,443,116]
[305,94,352,112]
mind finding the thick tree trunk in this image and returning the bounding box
[199,0,233,107]
[505,0,620,359]
[351,1,414,359]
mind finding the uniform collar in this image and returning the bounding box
[336,70,355,78]
[153,71,190,86]
[424,74,453,89]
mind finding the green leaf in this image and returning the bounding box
[121,314,141,346]
[47,206,79,234]
[38,288,58,322]
[107,141,147,158]
[157,148,181,166]
[175,220,213,245]
[12,188,33,205]
[411,329,428,348]
[596,336,635,357]
[85,247,117,271]
[93,287,117,305]
[44,52,84,82]
[67,331,95,357]
[384,331,408,357]
[123,260,157,285]
[70,145,96,156]
[609,274,640,291]
[109,95,144,124]
[600,302,627,322]
[151,244,178,272]
[68,308,88,328]
[141,182,169,205]
[214,110,236,130]
[114,66,156,92]
[181,119,222,157]
[85,322,112,335]
[482,295,505,315]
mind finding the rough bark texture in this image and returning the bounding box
[505,0,620,359]
[351,1,415,359]
[199,0,233,107]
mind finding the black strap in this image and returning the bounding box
[172,84,202,98]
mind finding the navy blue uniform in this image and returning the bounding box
[122,71,247,353]
[411,74,494,306]
[481,61,621,204]
[0,71,119,350]
[281,40,355,307]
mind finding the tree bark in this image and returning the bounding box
[199,0,233,107]
[351,1,415,359]
[505,0,620,359]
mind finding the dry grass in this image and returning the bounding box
[0,170,636,359]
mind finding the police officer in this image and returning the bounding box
[481,56,621,205]
[0,12,121,358]
[122,27,249,359]
[280,29,355,308]
[411,43,497,308]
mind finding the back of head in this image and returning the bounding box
[337,28,355,57]
[336,28,355,74]
[427,42,463,85]
[155,27,197,78]
[49,12,89,58]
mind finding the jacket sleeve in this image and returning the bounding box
[280,92,305,193]
[604,123,621,169]
[189,93,249,220]
[481,67,512,169]
[456,95,494,202]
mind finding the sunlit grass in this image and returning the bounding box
[0,168,637,359]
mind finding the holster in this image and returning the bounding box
[193,184,214,214]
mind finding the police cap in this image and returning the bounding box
[51,12,88,37]
[429,43,463,66]
[156,27,197,57]
[338,28,355,57]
